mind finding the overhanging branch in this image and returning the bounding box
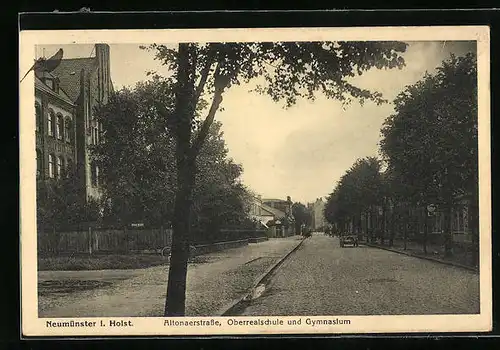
[189,83,224,158]
[188,61,228,159]
[193,47,216,109]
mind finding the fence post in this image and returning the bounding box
[52,225,56,255]
[160,225,164,248]
[124,226,128,254]
[94,229,99,253]
[88,226,93,255]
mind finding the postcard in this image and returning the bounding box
[19,25,491,336]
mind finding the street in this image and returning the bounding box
[38,236,303,317]
[237,232,480,316]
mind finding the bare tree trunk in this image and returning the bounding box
[403,206,408,250]
[164,43,196,317]
[389,206,395,247]
[423,207,428,255]
[52,225,57,256]
[443,200,453,258]
[164,157,195,316]
[369,207,374,243]
[381,205,386,245]
[470,198,479,268]
[365,210,369,243]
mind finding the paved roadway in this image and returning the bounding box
[38,236,303,317]
[239,233,480,316]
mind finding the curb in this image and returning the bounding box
[216,237,306,316]
[363,242,479,273]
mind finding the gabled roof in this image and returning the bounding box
[260,203,286,219]
[51,57,97,102]
[35,75,75,107]
[263,198,287,203]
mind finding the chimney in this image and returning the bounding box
[95,44,111,103]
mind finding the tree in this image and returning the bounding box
[192,122,254,242]
[292,202,311,234]
[324,157,383,241]
[36,168,101,254]
[380,53,478,256]
[145,40,408,316]
[91,77,178,227]
[92,81,252,237]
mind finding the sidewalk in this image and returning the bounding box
[363,238,478,273]
[38,236,304,317]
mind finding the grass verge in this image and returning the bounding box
[38,253,213,271]
[38,254,169,271]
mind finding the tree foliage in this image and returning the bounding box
[91,80,252,233]
[292,202,311,230]
[380,53,478,205]
[146,41,407,110]
[324,157,383,226]
[36,169,101,232]
[91,77,177,226]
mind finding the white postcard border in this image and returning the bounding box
[20,26,492,337]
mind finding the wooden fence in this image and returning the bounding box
[38,227,268,256]
[38,227,173,256]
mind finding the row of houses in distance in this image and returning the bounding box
[247,194,330,236]
[248,196,296,237]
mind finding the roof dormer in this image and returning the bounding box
[37,70,60,93]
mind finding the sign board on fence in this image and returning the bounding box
[427,204,437,213]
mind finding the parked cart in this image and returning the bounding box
[339,233,359,247]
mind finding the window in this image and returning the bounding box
[91,164,97,186]
[36,149,42,178]
[67,158,74,177]
[47,110,54,136]
[463,206,469,233]
[35,103,42,132]
[56,156,63,179]
[454,205,467,233]
[98,122,103,137]
[48,154,55,178]
[95,126,99,144]
[61,158,67,178]
[65,117,72,143]
[96,165,99,187]
[56,114,64,140]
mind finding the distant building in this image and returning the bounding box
[308,197,326,230]
[249,195,295,237]
[262,196,293,217]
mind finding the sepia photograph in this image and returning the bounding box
[19,26,491,336]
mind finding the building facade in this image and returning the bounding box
[249,196,295,238]
[262,197,293,217]
[308,197,326,230]
[35,71,77,182]
[35,44,114,204]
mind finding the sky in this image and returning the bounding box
[37,41,476,204]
